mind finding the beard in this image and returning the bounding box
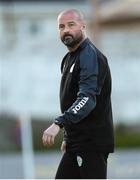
[61,31,83,48]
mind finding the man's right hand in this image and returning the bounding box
[61,141,66,153]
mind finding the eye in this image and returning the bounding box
[68,22,75,27]
[59,24,65,30]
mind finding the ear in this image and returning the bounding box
[81,24,86,30]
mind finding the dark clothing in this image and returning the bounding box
[55,38,114,153]
[55,151,109,179]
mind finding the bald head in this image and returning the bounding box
[58,9,85,23]
[57,9,87,50]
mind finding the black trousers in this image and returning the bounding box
[55,151,109,179]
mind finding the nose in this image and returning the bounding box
[63,26,70,33]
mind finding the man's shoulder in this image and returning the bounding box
[79,39,109,72]
[84,39,107,60]
[81,39,97,54]
[79,41,98,66]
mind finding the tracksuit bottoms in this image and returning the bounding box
[55,151,109,179]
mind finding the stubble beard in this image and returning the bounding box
[61,31,83,48]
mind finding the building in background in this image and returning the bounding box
[96,0,140,123]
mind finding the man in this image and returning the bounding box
[42,9,114,179]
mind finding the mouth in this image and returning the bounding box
[62,34,74,46]
[64,35,73,40]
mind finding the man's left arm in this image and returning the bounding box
[55,48,106,127]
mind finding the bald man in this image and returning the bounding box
[42,9,114,179]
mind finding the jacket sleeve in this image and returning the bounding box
[55,47,105,127]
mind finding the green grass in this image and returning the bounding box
[115,132,140,149]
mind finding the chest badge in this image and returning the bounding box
[77,155,83,167]
[70,63,75,73]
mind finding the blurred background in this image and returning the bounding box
[0,0,140,178]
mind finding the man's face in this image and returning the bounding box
[58,13,85,48]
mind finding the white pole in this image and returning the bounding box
[20,114,35,179]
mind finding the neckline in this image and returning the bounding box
[69,38,89,55]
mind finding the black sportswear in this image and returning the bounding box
[55,151,109,179]
[55,38,114,153]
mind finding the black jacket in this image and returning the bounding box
[55,38,114,153]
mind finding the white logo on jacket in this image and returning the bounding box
[77,155,83,167]
[72,97,89,114]
[70,63,75,73]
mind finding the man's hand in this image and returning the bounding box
[61,141,66,153]
[42,123,60,147]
